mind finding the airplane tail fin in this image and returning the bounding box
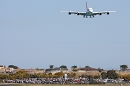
[86,2,88,11]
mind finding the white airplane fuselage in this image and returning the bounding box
[85,8,94,17]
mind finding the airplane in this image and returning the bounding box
[60,2,116,18]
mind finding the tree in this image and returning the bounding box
[49,65,54,69]
[68,72,76,78]
[120,64,128,71]
[0,74,8,79]
[98,68,104,72]
[8,65,18,69]
[107,70,119,79]
[60,65,67,69]
[85,66,90,68]
[16,70,27,79]
[54,72,64,78]
[71,65,77,69]
[101,72,107,79]
[71,65,78,72]
[16,70,26,74]
[9,74,16,80]
[101,70,119,79]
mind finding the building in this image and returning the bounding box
[0,65,6,74]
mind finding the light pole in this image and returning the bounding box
[119,70,123,86]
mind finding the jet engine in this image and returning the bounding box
[77,13,80,15]
[107,12,109,15]
[68,12,71,15]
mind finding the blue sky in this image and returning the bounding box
[0,0,130,69]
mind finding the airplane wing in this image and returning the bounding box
[60,11,86,15]
[93,11,116,15]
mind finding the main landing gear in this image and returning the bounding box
[83,15,94,18]
[83,15,88,18]
[89,15,94,18]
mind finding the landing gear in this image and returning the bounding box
[83,15,88,18]
[89,15,94,18]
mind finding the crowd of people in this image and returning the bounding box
[2,78,126,84]
[3,78,88,84]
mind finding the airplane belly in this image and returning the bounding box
[86,12,91,16]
